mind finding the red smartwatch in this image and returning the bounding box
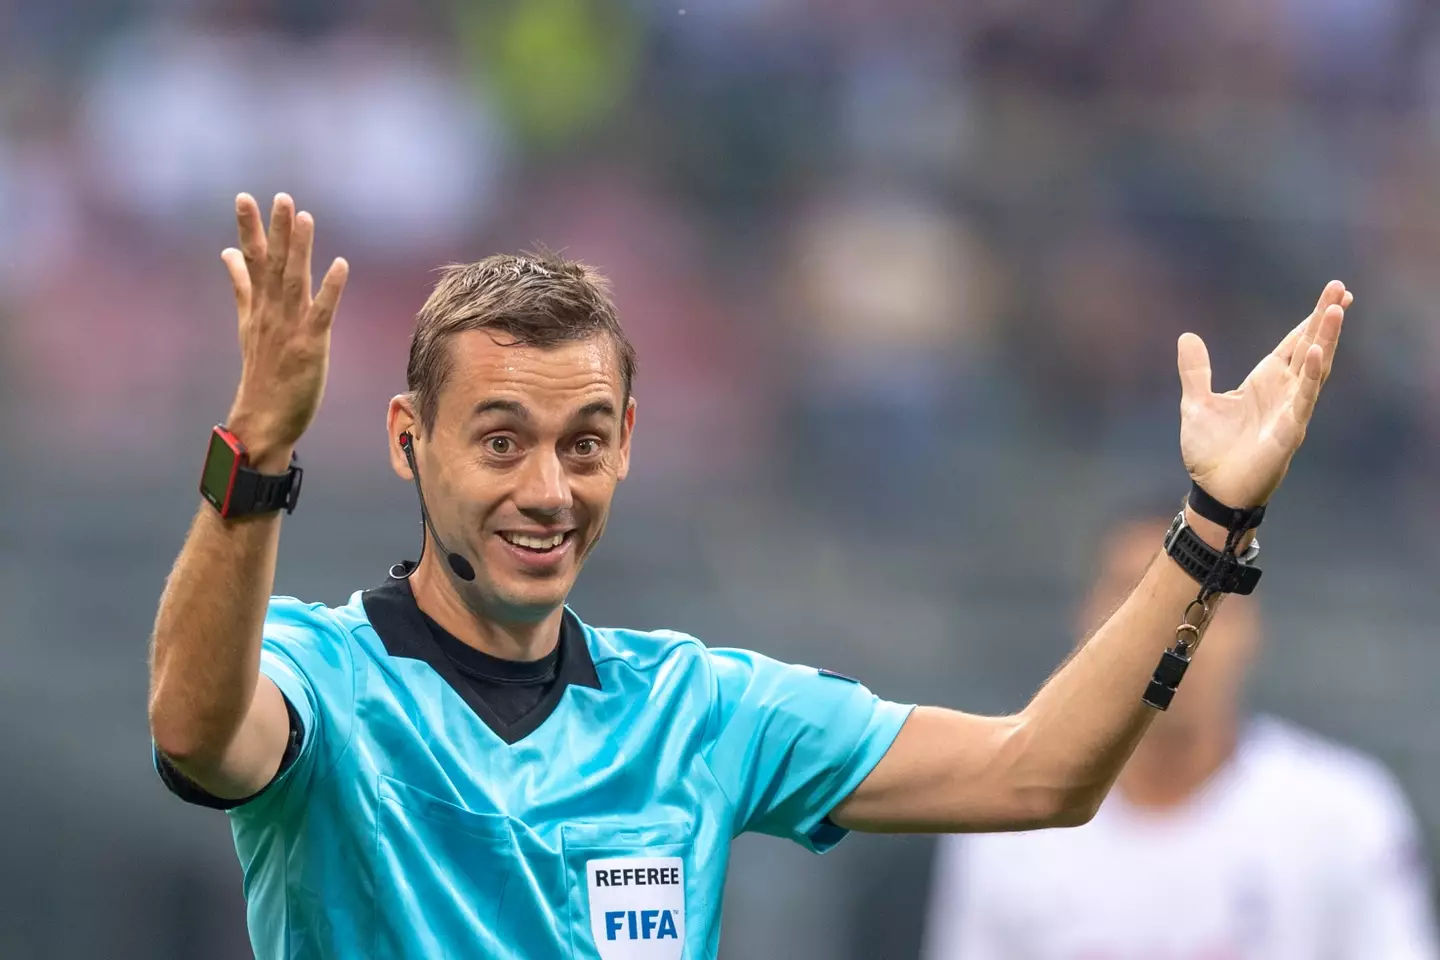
[199,425,303,518]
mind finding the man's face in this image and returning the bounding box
[405,331,634,623]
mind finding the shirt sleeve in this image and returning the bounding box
[153,596,357,813]
[1333,766,1440,960]
[702,646,913,853]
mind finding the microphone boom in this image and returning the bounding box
[397,432,477,583]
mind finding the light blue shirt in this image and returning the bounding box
[219,577,912,959]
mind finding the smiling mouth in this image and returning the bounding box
[498,531,573,554]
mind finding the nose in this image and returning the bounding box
[515,448,572,515]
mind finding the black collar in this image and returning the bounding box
[362,572,600,744]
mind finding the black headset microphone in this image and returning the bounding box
[391,432,477,583]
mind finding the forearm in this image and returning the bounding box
[1013,508,1241,820]
[147,434,292,764]
[840,283,1346,835]
[830,508,1251,834]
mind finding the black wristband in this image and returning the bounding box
[1187,481,1265,532]
[1147,488,1266,713]
[254,456,303,514]
[229,454,303,516]
[1165,518,1262,595]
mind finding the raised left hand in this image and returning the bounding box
[1177,280,1351,508]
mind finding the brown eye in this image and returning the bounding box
[487,437,514,455]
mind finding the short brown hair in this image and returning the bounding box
[407,251,636,432]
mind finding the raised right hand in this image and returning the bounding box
[223,193,349,469]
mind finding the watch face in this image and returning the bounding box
[200,429,242,514]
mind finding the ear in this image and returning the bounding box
[616,395,637,483]
[387,395,419,480]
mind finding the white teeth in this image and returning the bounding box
[504,532,565,550]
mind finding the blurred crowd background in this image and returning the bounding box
[3,0,1440,957]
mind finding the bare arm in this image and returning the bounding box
[147,193,347,799]
[834,281,1351,833]
[834,508,1236,833]
[149,498,292,797]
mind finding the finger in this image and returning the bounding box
[1292,342,1325,425]
[1273,318,1310,363]
[221,247,251,315]
[264,193,295,296]
[1176,332,1212,405]
[286,211,315,309]
[235,193,266,291]
[1340,290,1353,310]
[1289,280,1344,376]
[1313,302,1345,385]
[307,257,350,331]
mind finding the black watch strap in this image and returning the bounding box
[1187,481,1265,531]
[232,455,303,516]
[1146,490,1266,713]
[1165,515,1261,595]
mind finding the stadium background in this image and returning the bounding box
[3,0,1440,956]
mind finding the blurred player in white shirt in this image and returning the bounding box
[923,515,1440,960]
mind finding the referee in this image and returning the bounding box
[148,194,1351,959]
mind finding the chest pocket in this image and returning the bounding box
[564,820,696,960]
[374,776,516,959]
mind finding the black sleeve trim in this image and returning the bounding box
[154,692,305,810]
